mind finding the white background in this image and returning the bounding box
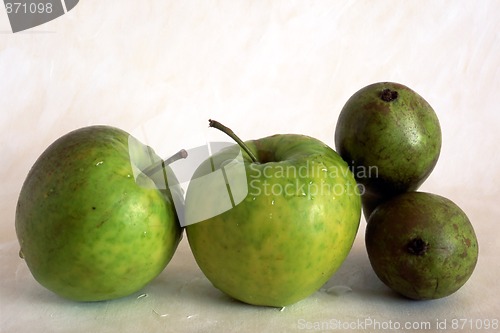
[1,1,499,332]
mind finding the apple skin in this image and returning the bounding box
[15,125,182,301]
[185,134,361,307]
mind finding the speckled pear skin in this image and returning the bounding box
[15,126,182,301]
[335,82,442,219]
[185,134,361,307]
[365,192,478,300]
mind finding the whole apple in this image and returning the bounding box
[185,121,361,307]
[15,125,182,301]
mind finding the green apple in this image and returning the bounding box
[15,125,182,301]
[185,120,361,307]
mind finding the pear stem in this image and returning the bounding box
[380,89,398,102]
[143,149,188,176]
[208,119,258,163]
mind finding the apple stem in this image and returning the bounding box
[164,149,188,165]
[143,149,188,176]
[208,119,258,163]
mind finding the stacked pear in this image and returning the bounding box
[335,82,442,219]
[335,82,478,300]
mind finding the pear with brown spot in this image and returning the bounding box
[335,82,442,219]
[365,191,478,300]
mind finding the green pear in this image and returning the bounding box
[365,192,478,300]
[335,82,442,219]
[15,125,182,301]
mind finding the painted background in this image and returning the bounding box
[1,1,498,332]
